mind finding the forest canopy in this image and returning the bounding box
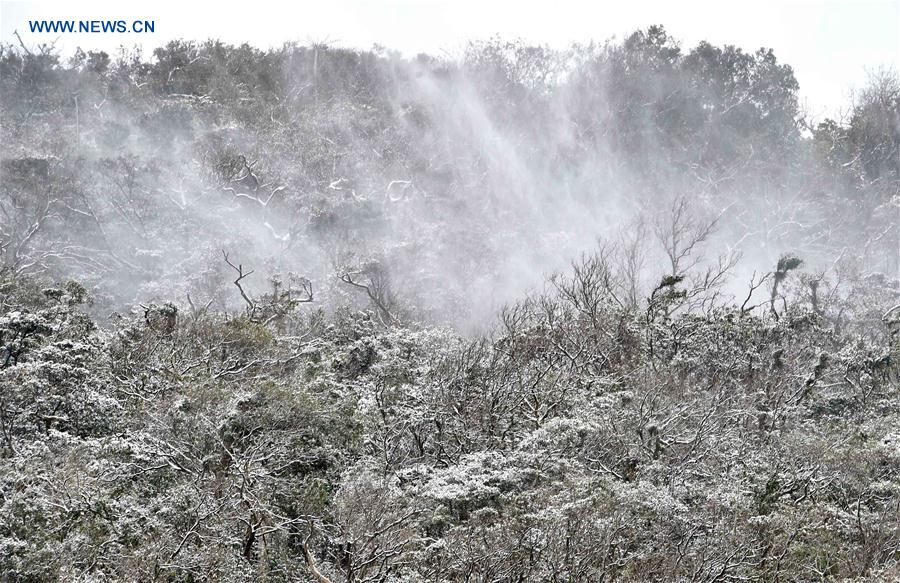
[1,26,899,582]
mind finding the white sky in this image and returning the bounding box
[1,0,897,119]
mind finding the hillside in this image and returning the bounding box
[1,27,899,581]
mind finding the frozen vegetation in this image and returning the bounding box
[1,26,899,581]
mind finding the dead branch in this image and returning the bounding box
[13,30,33,56]
[302,530,333,583]
[222,250,255,312]
[340,272,398,326]
[740,271,771,316]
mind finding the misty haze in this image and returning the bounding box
[1,12,899,583]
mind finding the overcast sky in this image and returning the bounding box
[1,0,897,119]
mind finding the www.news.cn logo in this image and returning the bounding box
[28,20,155,33]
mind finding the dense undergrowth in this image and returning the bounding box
[1,256,898,580]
